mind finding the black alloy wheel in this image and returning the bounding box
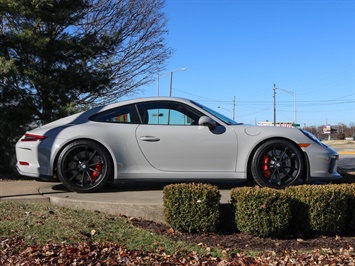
[57,140,113,193]
[251,139,304,189]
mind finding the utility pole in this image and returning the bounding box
[273,84,277,126]
[233,96,236,120]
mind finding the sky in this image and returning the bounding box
[137,0,355,127]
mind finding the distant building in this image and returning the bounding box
[258,121,300,128]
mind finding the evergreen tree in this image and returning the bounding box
[0,0,171,175]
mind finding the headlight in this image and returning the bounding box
[300,129,326,147]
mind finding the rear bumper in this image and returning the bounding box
[15,139,53,178]
[16,164,53,179]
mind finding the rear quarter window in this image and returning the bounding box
[89,104,140,124]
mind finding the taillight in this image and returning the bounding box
[21,133,47,142]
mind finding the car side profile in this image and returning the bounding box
[16,97,341,192]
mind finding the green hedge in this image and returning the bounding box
[163,184,355,237]
[346,184,355,232]
[231,187,291,237]
[163,183,221,233]
[285,185,350,235]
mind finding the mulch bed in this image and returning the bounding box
[130,218,355,253]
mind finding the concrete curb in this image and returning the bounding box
[39,183,167,223]
[1,181,233,224]
[49,196,166,224]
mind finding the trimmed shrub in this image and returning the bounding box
[231,187,291,237]
[285,185,350,235]
[333,184,355,233]
[163,183,221,233]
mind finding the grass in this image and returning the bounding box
[1,166,354,260]
[0,201,218,257]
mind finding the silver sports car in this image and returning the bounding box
[16,97,341,192]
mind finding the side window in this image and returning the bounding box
[90,104,140,124]
[137,101,202,125]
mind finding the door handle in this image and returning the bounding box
[140,136,160,142]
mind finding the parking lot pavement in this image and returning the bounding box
[0,180,50,202]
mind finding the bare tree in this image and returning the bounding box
[78,0,172,105]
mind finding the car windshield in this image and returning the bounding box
[191,100,240,125]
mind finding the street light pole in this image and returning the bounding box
[157,73,160,96]
[157,68,187,96]
[169,68,187,97]
[218,106,233,119]
[169,71,173,97]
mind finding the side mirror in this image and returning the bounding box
[198,116,217,130]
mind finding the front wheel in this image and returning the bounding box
[57,140,113,193]
[250,139,304,189]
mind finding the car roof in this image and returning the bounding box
[101,96,192,110]
[35,97,194,130]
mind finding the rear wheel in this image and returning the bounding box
[251,139,304,189]
[57,140,113,193]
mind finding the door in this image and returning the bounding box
[135,101,238,172]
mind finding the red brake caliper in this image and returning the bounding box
[261,155,270,178]
[91,160,102,181]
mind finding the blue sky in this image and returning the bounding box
[138,0,355,127]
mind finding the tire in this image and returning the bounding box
[57,140,113,193]
[250,139,304,189]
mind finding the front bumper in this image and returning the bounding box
[305,144,342,182]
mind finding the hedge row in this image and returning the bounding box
[163,183,220,233]
[163,183,355,237]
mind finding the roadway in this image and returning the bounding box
[337,148,355,170]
